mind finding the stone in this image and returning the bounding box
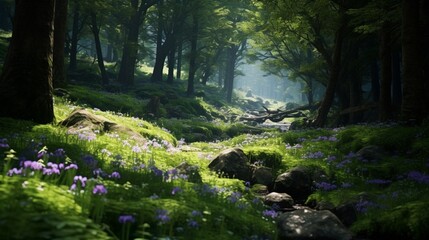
[59,108,146,142]
[333,202,358,227]
[264,192,294,209]
[208,148,252,182]
[356,145,387,162]
[273,167,313,203]
[176,162,202,183]
[252,166,274,186]
[277,209,353,240]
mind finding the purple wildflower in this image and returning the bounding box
[65,163,78,170]
[0,138,9,148]
[118,215,135,224]
[355,200,376,213]
[110,171,121,179]
[187,219,199,228]
[191,210,202,217]
[228,191,242,203]
[304,151,325,159]
[407,171,429,184]
[73,175,87,187]
[131,145,142,153]
[315,182,337,191]
[155,209,170,224]
[262,209,278,219]
[70,183,77,191]
[53,148,66,158]
[93,184,108,195]
[366,179,392,185]
[7,168,22,176]
[341,182,353,188]
[171,186,182,195]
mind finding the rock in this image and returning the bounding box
[175,162,202,183]
[333,202,357,227]
[59,108,146,142]
[208,148,252,182]
[273,167,313,203]
[252,166,274,186]
[356,145,387,162]
[264,192,294,209]
[277,209,353,240]
[251,184,269,195]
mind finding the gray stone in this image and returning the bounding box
[273,167,313,203]
[252,166,274,186]
[264,192,294,209]
[277,209,353,240]
[208,148,252,181]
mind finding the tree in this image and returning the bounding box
[400,0,427,122]
[0,0,55,123]
[53,0,69,88]
[118,0,159,86]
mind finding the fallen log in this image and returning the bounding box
[240,105,315,123]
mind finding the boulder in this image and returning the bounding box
[175,162,202,183]
[273,167,313,203]
[277,209,353,240]
[252,166,274,186]
[264,192,294,209]
[356,145,387,162]
[332,202,357,227]
[208,148,252,182]
[59,109,145,142]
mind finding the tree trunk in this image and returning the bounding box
[176,39,183,80]
[379,21,393,121]
[312,17,347,127]
[53,0,69,88]
[187,13,198,96]
[391,50,402,113]
[117,1,142,86]
[225,46,238,103]
[69,2,80,72]
[370,60,380,102]
[401,0,425,122]
[0,0,55,123]
[167,38,176,84]
[90,12,109,85]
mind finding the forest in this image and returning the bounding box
[0,0,428,239]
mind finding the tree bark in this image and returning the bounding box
[401,0,425,122]
[53,0,69,88]
[118,0,157,85]
[0,0,55,123]
[167,37,176,84]
[312,16,348,127]
[69,1,80,72]
[187,13,198,96]
[370,60,380,102]
[176,38,183,80]
[90,12,109,85]
[379,21,393,121]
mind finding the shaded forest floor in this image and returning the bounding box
[0,79,429,240]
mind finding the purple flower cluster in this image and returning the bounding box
[118,215,135,224]
[315,181,337,191]
[285,143,303,149]
[407,171,429,184]
[355,200,376,213]
[7,159,78,177]
[304,151,325,159]
[171,186,182,195]
[0,138,9,148]
[155,209,171,225]
[262,209,278,219]
[93,184,108,195]
[227,191,242,204]
[366,179,392,185]
[70,175,88,190]
[312,136,338,142]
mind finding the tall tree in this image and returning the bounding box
[118,0,158,86]
[0,0,55,123]
[401,0,426,122]
[53,0,69,88]
[89,11,109,85]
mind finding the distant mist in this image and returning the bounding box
[235,62,304,104]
